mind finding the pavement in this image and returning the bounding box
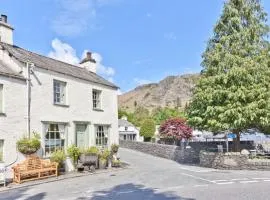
[0,148,270,200]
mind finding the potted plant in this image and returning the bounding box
[67,145,81,167]
[50,150,66,174]
[17,132,41,155]
[79,146,99,170]
[99,149,110,169]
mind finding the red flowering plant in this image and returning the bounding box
[159,118,193,141]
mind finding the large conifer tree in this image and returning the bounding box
[187,0,270,151]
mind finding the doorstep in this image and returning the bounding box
[0,163,129,192]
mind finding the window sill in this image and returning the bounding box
[53,103,70,108]
[93,108,104,112]
[0,113,6,117]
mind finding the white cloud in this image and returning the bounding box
[52,0,119,36]
[134,78,152,86]
[164,32,177,40]
[48,38,79,64]
[48,38,115,81]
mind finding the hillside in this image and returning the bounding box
[118,74,200,112]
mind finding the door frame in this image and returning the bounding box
[73,121,91,148]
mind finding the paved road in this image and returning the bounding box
[1,148,270,200]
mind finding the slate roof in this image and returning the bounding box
[0,60,25,80]
[0,42,118,89]
[118,119,136,127]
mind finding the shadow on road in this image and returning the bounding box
[0,187,46,200]
[77,183,195,200]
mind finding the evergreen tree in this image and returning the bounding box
[187,0,270,151]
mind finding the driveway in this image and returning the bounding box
[1,148,270,200]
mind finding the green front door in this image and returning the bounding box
[76,124,88,149]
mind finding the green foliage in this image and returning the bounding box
[119,107,150,127]
[140,118,156,141]
[187,0,270,138]
[111,144,119,153]
[99,149,110,161]
[17,133,41,155]
[50,150,66,166]
[152,107,186,125]
[85,146,99,155]
[67,145,81,165]
[112,159,121,167]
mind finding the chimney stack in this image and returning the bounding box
[1,15,7,23]
[79,51,97,73]
[0,14,14,45]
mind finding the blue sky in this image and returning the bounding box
[1,0,270,93]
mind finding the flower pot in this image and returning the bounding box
[99,159,107,169]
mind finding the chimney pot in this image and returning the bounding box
[1,15,7,23]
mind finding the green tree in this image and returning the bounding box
[187,0,270,151]
[140,119,156,142]
[152,107,186,125]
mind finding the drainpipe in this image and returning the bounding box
[26,62,34,138]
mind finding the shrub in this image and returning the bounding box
[111,144,119,154]
[112,159,121,167]
[17,132,41,155]
[85,146,99,155]
[67,145,81,165]
[140,119,155,142]
[159,118,192,141]
[50,150,66,168]
[99,149,110,160]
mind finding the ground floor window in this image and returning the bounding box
[45,124,65,156]
[121,134,136,141]
[0,140,3,162]
[95,125,109,147]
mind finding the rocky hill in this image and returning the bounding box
[118,74,200,112]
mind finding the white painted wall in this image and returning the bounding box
[29,67,119,152]
[0,75,27,177]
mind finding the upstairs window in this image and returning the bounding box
[92,89,101,110]
[53,80,66,105]
[0,84,3,113]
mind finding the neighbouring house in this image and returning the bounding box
[0,15,119,175]
[118,116,143,142]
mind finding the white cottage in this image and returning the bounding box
[118,116,143,142]
[0,15,119,171]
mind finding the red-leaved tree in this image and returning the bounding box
[159,118,193,141]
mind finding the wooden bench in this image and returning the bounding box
[12,155,58,184]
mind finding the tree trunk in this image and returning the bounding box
[233,132,241,152]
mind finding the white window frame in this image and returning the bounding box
[0,140,3,162]
[92,89,102,110]
[53,80,67,105]
[0,84,4,113]
[44,124,65,157]
[95,125,109,147]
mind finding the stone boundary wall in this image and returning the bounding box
[120,140,255,165]
[119,140,198,164]
[200,151,270,170]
